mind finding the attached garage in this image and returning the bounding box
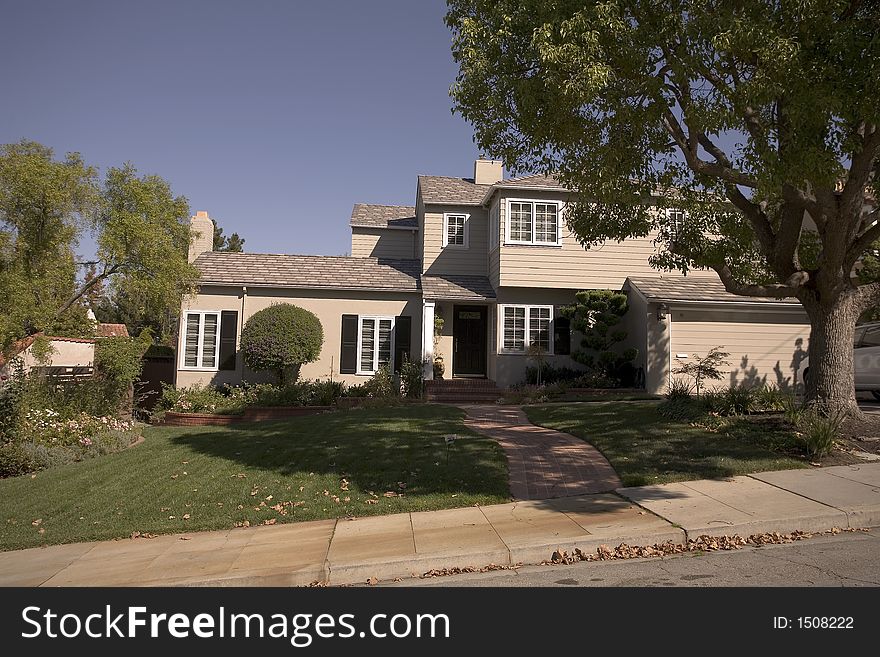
[624,277,811,395]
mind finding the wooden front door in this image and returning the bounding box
[452,305,487,377]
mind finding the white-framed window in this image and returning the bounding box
[505,199,561,245]
[489,203,499,250]
[181,311,220,370]
[499,305,553,354]
[443,212,469,248]
[357,316,395,375]
[666,208,686,240]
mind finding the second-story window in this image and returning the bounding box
[443,213,469,248]
[666,208,686,241]
[506,200,561,245]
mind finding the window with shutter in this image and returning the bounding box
[218,311,238,371]
[180,311,224,370]
[394,316,412,372]
[339,314,359,374]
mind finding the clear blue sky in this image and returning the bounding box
[0,0,481,256]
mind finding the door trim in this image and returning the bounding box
[452,304,488,378]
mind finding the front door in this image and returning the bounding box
[452,305,487,377]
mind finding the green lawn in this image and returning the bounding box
[525,401,808,487]
[0,406,509,551]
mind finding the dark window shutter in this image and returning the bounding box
[340,315,358,374]
[394,315,412,372]
[554,316,571,355]
[218,311,238,370]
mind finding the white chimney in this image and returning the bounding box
[474,158,504,186]
[188,210,215,262]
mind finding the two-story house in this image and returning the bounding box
[176,159,811,394]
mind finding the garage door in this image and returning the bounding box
[670,309,811,390]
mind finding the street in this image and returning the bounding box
[394,529,880,587]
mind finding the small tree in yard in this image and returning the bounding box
[673,346,730,398]
[240,304,323,385]
[447,2,880,418]
[561,290,637,382]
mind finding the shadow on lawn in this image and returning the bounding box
[168,408,509,498]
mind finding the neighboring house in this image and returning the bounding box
[176,161,811,394]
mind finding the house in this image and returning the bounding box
[176,160,811,394]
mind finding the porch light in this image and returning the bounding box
[657,303,668,321]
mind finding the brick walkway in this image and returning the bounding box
[462,405,621,500]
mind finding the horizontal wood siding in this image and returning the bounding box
[422,204,488,276]
[670,309,810,390]
[350,228,415,259]
[495,189,715,289]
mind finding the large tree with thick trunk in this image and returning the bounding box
[446,0,880,415]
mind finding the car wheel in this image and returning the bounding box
[872,390,880,402]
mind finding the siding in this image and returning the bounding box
[669,309,810,392]
[495,189,716,289]
[176,286,422,388]
[350,227,416,259]
[422,204,489,276]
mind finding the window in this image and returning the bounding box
[500,305,554,353]
[356,316,395,375]
[506,199,561,245]
[666,208,686,241]
[182,311,220,370]
[443,213,469,248]
[554,316,571,355]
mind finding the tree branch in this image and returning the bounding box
[845,216,880,274]
[840,123,880,224]
[712,263,806,299]
[55,262,120,319]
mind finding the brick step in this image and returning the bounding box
[426,393,502,403]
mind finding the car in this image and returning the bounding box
[799,322,880,400]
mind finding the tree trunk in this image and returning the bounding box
[801,292,861,416]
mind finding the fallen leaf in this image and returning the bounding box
[263,518,277,525]
[31,519,42,526]
[265,495,273,501]
[30,474,36,479]
[367,577,378,586]
[234,520,250,528]
[383,491,397,498]
[365,499,379,505]
[179,536,191,541]
[183,514,191,520]
[170,475,178,479]
[38,528,45,534]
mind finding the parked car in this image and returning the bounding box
[799,322,880,400]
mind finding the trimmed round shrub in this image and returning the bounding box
[240,304,323,384]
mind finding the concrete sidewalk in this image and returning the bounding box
[2,463,879,587]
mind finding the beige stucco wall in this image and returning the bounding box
[489,287,587,388]
[19,340,95,371]
[494,189,716,289]
[421,203,489,276]
[667,307,810,393]
[350,227,417,260]
[176,286,422,388]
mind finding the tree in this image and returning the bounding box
[447,2,880,417]
[239,304,323,385]
[673,346,731,397]
[213,224,245,252]
[561,289,637,383]
[0,141,199,350]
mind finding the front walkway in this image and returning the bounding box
[462,405,621,499]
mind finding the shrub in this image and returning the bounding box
[0,442,37,478]
[561,289,638,380]
[715,386,756,416]
[524,364,586,385]
[399,357,425,398]
[363,365,396,398]
[672,346,730,397]
[753,384,788,412]
[156,383,230,414]
[658,397,703,421]
[240,304,323,384]
[781,393,803,426]
[665,378,692,400]
[797,410,842,458]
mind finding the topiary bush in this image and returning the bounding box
[240,304,323,384]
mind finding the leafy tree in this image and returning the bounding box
[561,289,637,382]
[239,304,323,385]
[673,346,731,397]
[447,1,880,416]
[0,141,198,350]
[213,224,245,252]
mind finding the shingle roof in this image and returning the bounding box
[96,323,129,338]
[626,277,801,305]
[194,252,421,292]
[350,204,417,229]
[498,173,567,190]
[421,274,496,301]
[418,176,491,205]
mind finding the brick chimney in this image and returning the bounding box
[474,158,503,185]
[188,210,215,262]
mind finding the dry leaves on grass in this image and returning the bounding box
[130,531,157,540]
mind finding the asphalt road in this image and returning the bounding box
[395,529,880,587]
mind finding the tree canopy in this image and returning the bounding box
[0,140,198,350]
[240,304,324,385]
[447,1,880,411]
[213,224,245,252]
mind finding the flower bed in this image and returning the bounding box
[158,405,332,426]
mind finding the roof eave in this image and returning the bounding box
[198,281,420,294]
[479,183,570,206]
[349,223,418,231]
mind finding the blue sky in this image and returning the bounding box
[0,0,480,256]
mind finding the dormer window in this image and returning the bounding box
[666,208,686,240]
[443,213,469,248]
[505,199,561,246]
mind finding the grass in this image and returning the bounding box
[525,401,808,487]
[0,405,509,551]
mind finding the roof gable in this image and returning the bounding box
[350,204,417,229]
